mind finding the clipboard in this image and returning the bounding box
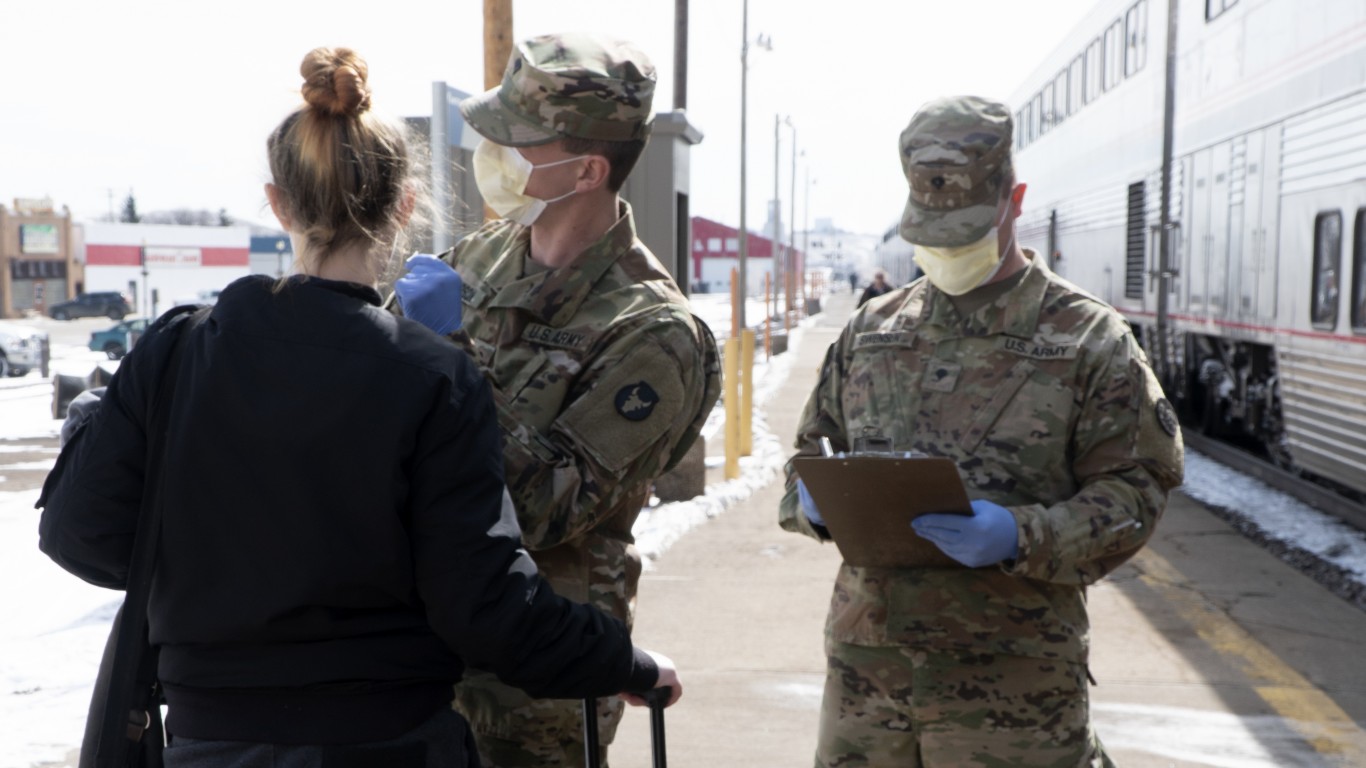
[793,455,972,569]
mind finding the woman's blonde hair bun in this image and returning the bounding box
[300,47,372,117]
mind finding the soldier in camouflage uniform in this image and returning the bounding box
[780,96,1184,767]
[394,33,720,768]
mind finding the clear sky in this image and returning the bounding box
[0,0,1098,238]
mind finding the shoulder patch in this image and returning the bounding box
[615,382,660,421]
[1156,398,1179,437]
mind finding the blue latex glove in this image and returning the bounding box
[912,499,1019,568]
[797,478,825,528]
[394,254,462,335]
[60,387,106,448]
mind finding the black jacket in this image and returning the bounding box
[38,275,655,744]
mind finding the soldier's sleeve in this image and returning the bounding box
[1004,330,1184,585]
[497,319,714,550]
[779,325,854,541]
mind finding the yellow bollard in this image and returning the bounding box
[724,336,741,480]
[740,329,755,457]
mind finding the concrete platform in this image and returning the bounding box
[612,290,1366,767]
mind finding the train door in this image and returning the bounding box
[1252,124,1282,320]
[1186,148,1213,313]
[1208,143,1233,315]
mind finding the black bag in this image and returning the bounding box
[79,307,208,768]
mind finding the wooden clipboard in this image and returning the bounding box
[793,455,971,569]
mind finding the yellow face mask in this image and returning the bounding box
[912,203,1012,296]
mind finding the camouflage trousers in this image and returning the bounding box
[817,641,1114,768]
[453,668,625,768]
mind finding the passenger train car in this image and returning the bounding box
[1007,0,1366,498]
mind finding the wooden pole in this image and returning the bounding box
[724,336,740,480]
[764,272,771,360]
[483,0,514,90]
[483,0,514,221]
[740,330,755,456]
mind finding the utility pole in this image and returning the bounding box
[484,0,514,90]
[483,0,514,221]
[674,0,688,111]
[1156,0,1179,389]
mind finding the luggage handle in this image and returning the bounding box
[583,687,670,768]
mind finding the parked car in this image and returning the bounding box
[88,317,149,360]
[48,291,132,321]
[172,289,222,307]
[0,321,46,377]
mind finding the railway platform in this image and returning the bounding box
[613,289,1366,768]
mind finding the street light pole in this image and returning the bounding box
[738,0,750,330]
[789,135,798,306]
[772,113,782,318]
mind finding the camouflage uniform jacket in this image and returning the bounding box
[441,201,720,624]
[780,251,1183,663]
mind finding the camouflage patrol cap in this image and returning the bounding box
[460,32,656,147]
[898,96,1014,247]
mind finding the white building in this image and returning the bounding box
[82,222,251,317]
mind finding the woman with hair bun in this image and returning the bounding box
[38,47,679,768]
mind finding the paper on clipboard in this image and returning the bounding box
[793,455,972,569]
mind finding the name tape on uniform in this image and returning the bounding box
[522,324,591,352]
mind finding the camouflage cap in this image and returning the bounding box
[460,32,656,147]
[898,96,1014,247]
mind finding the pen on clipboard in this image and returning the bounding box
[820,437,835,457]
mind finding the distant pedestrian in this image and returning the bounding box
[39,46,679,768]
[857,270,892,307]
[781,95,1183,767]
[848,271,858,293]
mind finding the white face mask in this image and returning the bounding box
[472,139,585,227]
[911,201,1014,296]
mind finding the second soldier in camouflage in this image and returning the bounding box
[780,96,1183,767]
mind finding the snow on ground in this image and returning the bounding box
[4,302,1366,766]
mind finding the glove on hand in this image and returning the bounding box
[912,499,1019,568]
[60,387,106,448]
[797,478,826,528]
[394,254,463,336]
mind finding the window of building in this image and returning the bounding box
[1085,39,1103,103]
[725,237,739,252]
[1353,209,1366,332]
[1312,211,1342,329]
[1053,70,1069,123]
[1068,55,1085,114]
[1206,0,1239,21]
[1126,0,1149,77]
[1016,109,1028,149]
[1104,20,1125,91]
[707,237,722,253]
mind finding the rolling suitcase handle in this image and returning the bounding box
[583,687,671,768]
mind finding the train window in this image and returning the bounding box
[1031,93,1044,141]
[1126,0,1149,76]
[1311,211,1342,329]
[1041,82,1054,133]
[1206,0,1239,21]
[1069,56,1085,114]
[1353,210,1366,332]
[1085,40,1102,103]
[1104,21,1125,91]
[1053,70,1069,122]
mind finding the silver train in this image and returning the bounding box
[993,0,1366,498]
[1005,0,1366,497]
